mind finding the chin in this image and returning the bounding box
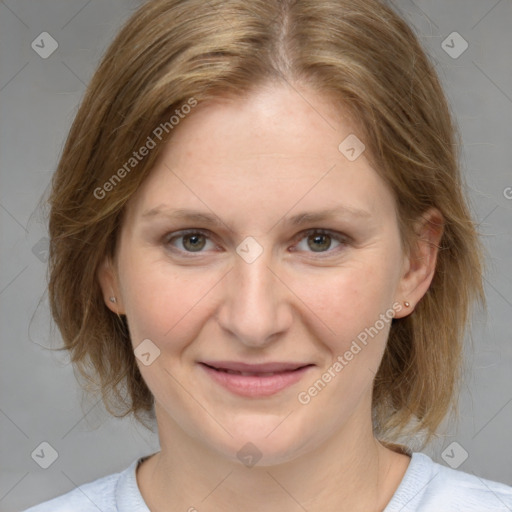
[207,415,313,468]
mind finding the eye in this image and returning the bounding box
[164,229,216,254]
[291,229,349,255]
[163,228,350,257]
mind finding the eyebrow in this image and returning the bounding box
[141,205,372,227]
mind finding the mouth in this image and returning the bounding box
[198,361,314,397]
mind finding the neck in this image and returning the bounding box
[137,399,410,512]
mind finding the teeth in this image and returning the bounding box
[221,369,277,376]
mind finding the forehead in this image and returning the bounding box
[123,84,396,230]
[165,85,358,167]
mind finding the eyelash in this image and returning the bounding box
[163,228,351,258]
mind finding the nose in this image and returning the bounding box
[216,245,293,348]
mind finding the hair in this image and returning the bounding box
[46,0,485,450]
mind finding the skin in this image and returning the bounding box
[98,82,443,512]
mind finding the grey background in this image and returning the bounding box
[1,0,511,510]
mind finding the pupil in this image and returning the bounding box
[308,233,331,252]
[181,233,332,253]
[184,234,205,251]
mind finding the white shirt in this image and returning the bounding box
[23,452,512,511]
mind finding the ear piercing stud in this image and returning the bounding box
[109,295,411,308]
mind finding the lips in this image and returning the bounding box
[201,360,310,374]
[198,361,314,397]
[215,369,285,377]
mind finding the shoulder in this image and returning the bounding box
[22,461,133,512]
[385,452,512,512]
[424,456,512,510]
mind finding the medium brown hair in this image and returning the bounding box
[47,0,485,448]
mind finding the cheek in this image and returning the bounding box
[119,256,218,349]
[290,258,396,346]
[119,231,402,358]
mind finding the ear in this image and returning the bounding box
[393,207,444,319]
[97,256,126,315]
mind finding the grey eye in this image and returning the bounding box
[306,232,333,252]
[181,233,207,252]
[294,229,345,254]
[165,230,213,253]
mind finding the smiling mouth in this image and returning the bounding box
[202,364,308,377]
[198,362,314,397]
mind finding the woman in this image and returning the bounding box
[25,0,512,510]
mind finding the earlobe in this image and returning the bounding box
[394,208,444,318]
[97,256,125,314]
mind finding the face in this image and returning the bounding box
[100,83,424,466]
